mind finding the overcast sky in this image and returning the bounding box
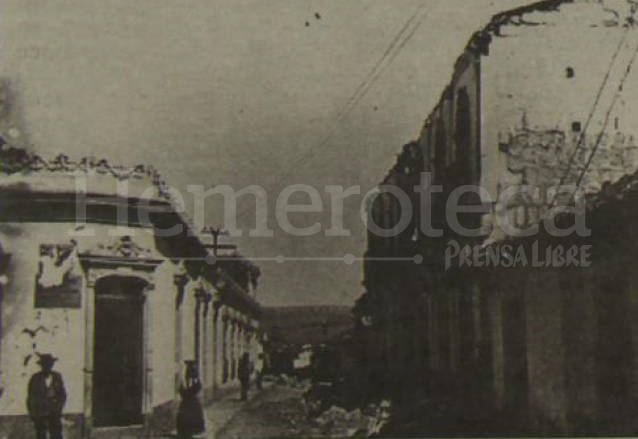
[1,0,533,306]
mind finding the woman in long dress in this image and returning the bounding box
[177,361,206,439]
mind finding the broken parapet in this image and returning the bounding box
[486,125,638,241]
[498,126,638,192]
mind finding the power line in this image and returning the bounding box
[275,4,432,184]
[232,1,434,224]
[341,2,428,112]
[549,7,638,207]
[576,36,638,187]
[555,20,634,191]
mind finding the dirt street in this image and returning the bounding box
[215,385,320,439]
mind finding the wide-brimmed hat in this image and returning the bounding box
[37,354,58,366]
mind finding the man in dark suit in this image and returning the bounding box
[27,354,66,439]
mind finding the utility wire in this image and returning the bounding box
[341,2,428,112]
[576,36,638,187]
[274,3,432,186]
[556,21,634,190]
[549,7,638,207]
[232,1,434,224]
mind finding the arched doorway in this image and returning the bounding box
[92,276,147,427]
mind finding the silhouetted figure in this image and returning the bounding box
[176,361,205,439]
[27,354,66,439]
[255,353,264,391]
[238,353,252,401]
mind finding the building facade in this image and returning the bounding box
[0,148,261,439]
[358,0,638,435]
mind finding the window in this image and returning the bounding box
[434,119,446,184]
[455,88,473,184]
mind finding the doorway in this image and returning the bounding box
[502,293,529,419]
[92,276,146,427]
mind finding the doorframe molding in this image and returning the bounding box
[80,246,163,437]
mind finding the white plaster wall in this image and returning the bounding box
[0,222,86,416]
[180,281,197,366]
[203,307,215,391]
[0,221,180,416]
[212,308,221,389]
[149,260,178,408]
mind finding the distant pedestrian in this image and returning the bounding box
[238,353,252,401]
[176,361,205,439]
[27,353,66,439]
[255,353,265,391]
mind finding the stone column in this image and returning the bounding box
[212,301,221,391]
[222,311,229,385]
[194,286,212,376]
[230,318,237,382]
[562,269,597,434]
[490,291,505,411]
[241,320,247,356]
[0,254,9,403]
[525,269,566,434]
[83,274,97,431]
[142,281,155,419]
[201,292,212,392]
[427,293,439,372]
[234,320,241,383]
[173,269,188,401]
[247,320,255,360]
[236,318,244,381]
[449,291,459,375]
[194,288,203,374]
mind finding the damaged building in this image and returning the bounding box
[0,149,262,439]
[357,0,638,436]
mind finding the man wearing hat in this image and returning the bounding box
[27,354,67,439]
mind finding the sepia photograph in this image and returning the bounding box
[2,0,638,437]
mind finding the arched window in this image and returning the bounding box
[434,119,446,185]
[455,88,473,184]
[454,88,482,231]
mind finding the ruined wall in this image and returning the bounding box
[488,129,638,241]
[362,1,638,435]
[481,0,638,201]
[476,8,638,430]
[523,268,568,434]
[451,52,481,184]
[420,46,480,182]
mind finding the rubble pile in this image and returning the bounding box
[311,400,391,438]
[274,374,311,389]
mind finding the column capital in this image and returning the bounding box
[212,301,223,321]
[173,274,188,288]
[195,289,213,304]
[173,261,189,288]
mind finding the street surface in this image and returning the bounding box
[215,385,316,439]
